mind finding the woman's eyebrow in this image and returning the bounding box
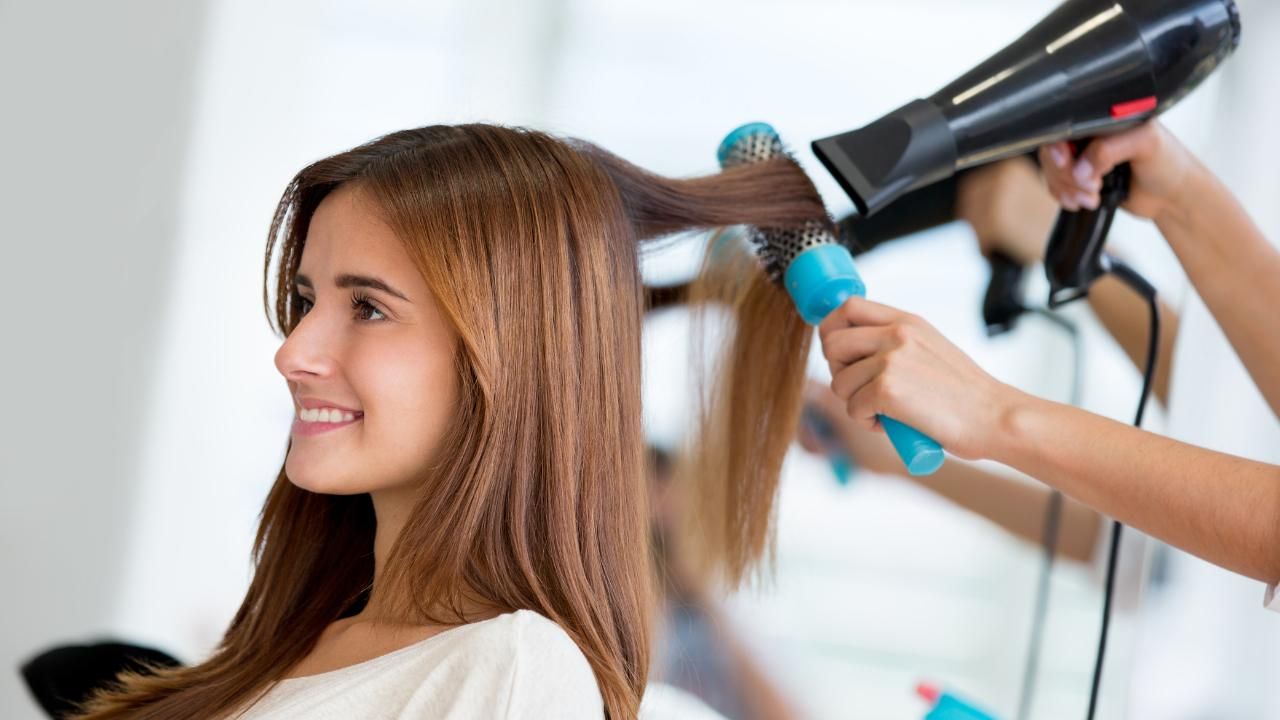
[295,273,411,302]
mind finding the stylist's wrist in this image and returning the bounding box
[985,385,1052,469]
[936,374,1027,462]
[1152,158,1211,233]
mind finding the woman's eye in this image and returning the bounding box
[291,291,386,323]
[350,293,387,322]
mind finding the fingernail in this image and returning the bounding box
[1049,147,1067,168]
[1076,191,1098,211]
[1059,193,1079,211]
[1073,159,1094,184]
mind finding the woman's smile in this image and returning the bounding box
[292,410,363,437]
[292,397,365,437]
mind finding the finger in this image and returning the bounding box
[821,325,894,368]
[1041,162,1080,211]
[816,296,873,342]
[1041,142,1070,172]
[816,301,854,341]
[1076,123,1155,188]
[1040,142,1074,184]
[830,355,885,407]
[1044,174,1095,212]
[1057,188,1081,212]
[834,296,910,330]
[844,377,885,434]
[847,374,898,434]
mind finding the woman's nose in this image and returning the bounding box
[274,313,338,381]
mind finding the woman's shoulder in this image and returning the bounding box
[454,609,593,670]
[441,610,603,715]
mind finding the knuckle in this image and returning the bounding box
[890,323,913,345]
[830,370,849,399]
[874,374,900,407]
[817,321,834,343]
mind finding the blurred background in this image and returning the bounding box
[3,0,1279,718]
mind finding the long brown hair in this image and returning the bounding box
[72,124,828,720]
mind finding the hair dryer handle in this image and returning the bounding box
[787,245,947,477]
[1044,140,1132,308]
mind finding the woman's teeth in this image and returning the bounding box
[298,408,359,423]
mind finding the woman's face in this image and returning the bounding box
[274,183,459,496]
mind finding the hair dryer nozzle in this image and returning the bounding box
[813,100,957,217]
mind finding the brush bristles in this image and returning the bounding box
[722,131,839,283]
[747,219,841,283]
[720,132,785,168]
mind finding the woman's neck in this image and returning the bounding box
[357,486,498,625]
[356,486,414,622]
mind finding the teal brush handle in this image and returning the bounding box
[788,244,945,476]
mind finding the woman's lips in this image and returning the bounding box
[292,414,362,437]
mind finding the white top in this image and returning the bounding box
[231,610,603,719]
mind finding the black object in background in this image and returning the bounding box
[837,166,1036,337]
[983,250,1029,336]
[21,641,180,719]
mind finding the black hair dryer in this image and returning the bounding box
[814,0,1240,306]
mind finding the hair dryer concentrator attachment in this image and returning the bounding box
[813,0,1241,217]
[718,122,945,476]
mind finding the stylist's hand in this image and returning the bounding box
[956,156,1060,265]
[819,296,1020,461]
[1039,119,1200,222]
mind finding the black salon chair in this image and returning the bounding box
[20,641,180,719]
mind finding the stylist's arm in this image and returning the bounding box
[818,293,1280,589]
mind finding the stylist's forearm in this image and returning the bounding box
[991,389,1280,585]
[1156,166,1280,417]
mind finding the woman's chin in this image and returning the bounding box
[285,458,367,495]
[286,475,366,495]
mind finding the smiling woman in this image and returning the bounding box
[273,184,461,499]
[68,123,829,720]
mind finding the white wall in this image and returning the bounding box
[0,3,210,718]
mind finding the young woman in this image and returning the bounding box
[70,124,824,719]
